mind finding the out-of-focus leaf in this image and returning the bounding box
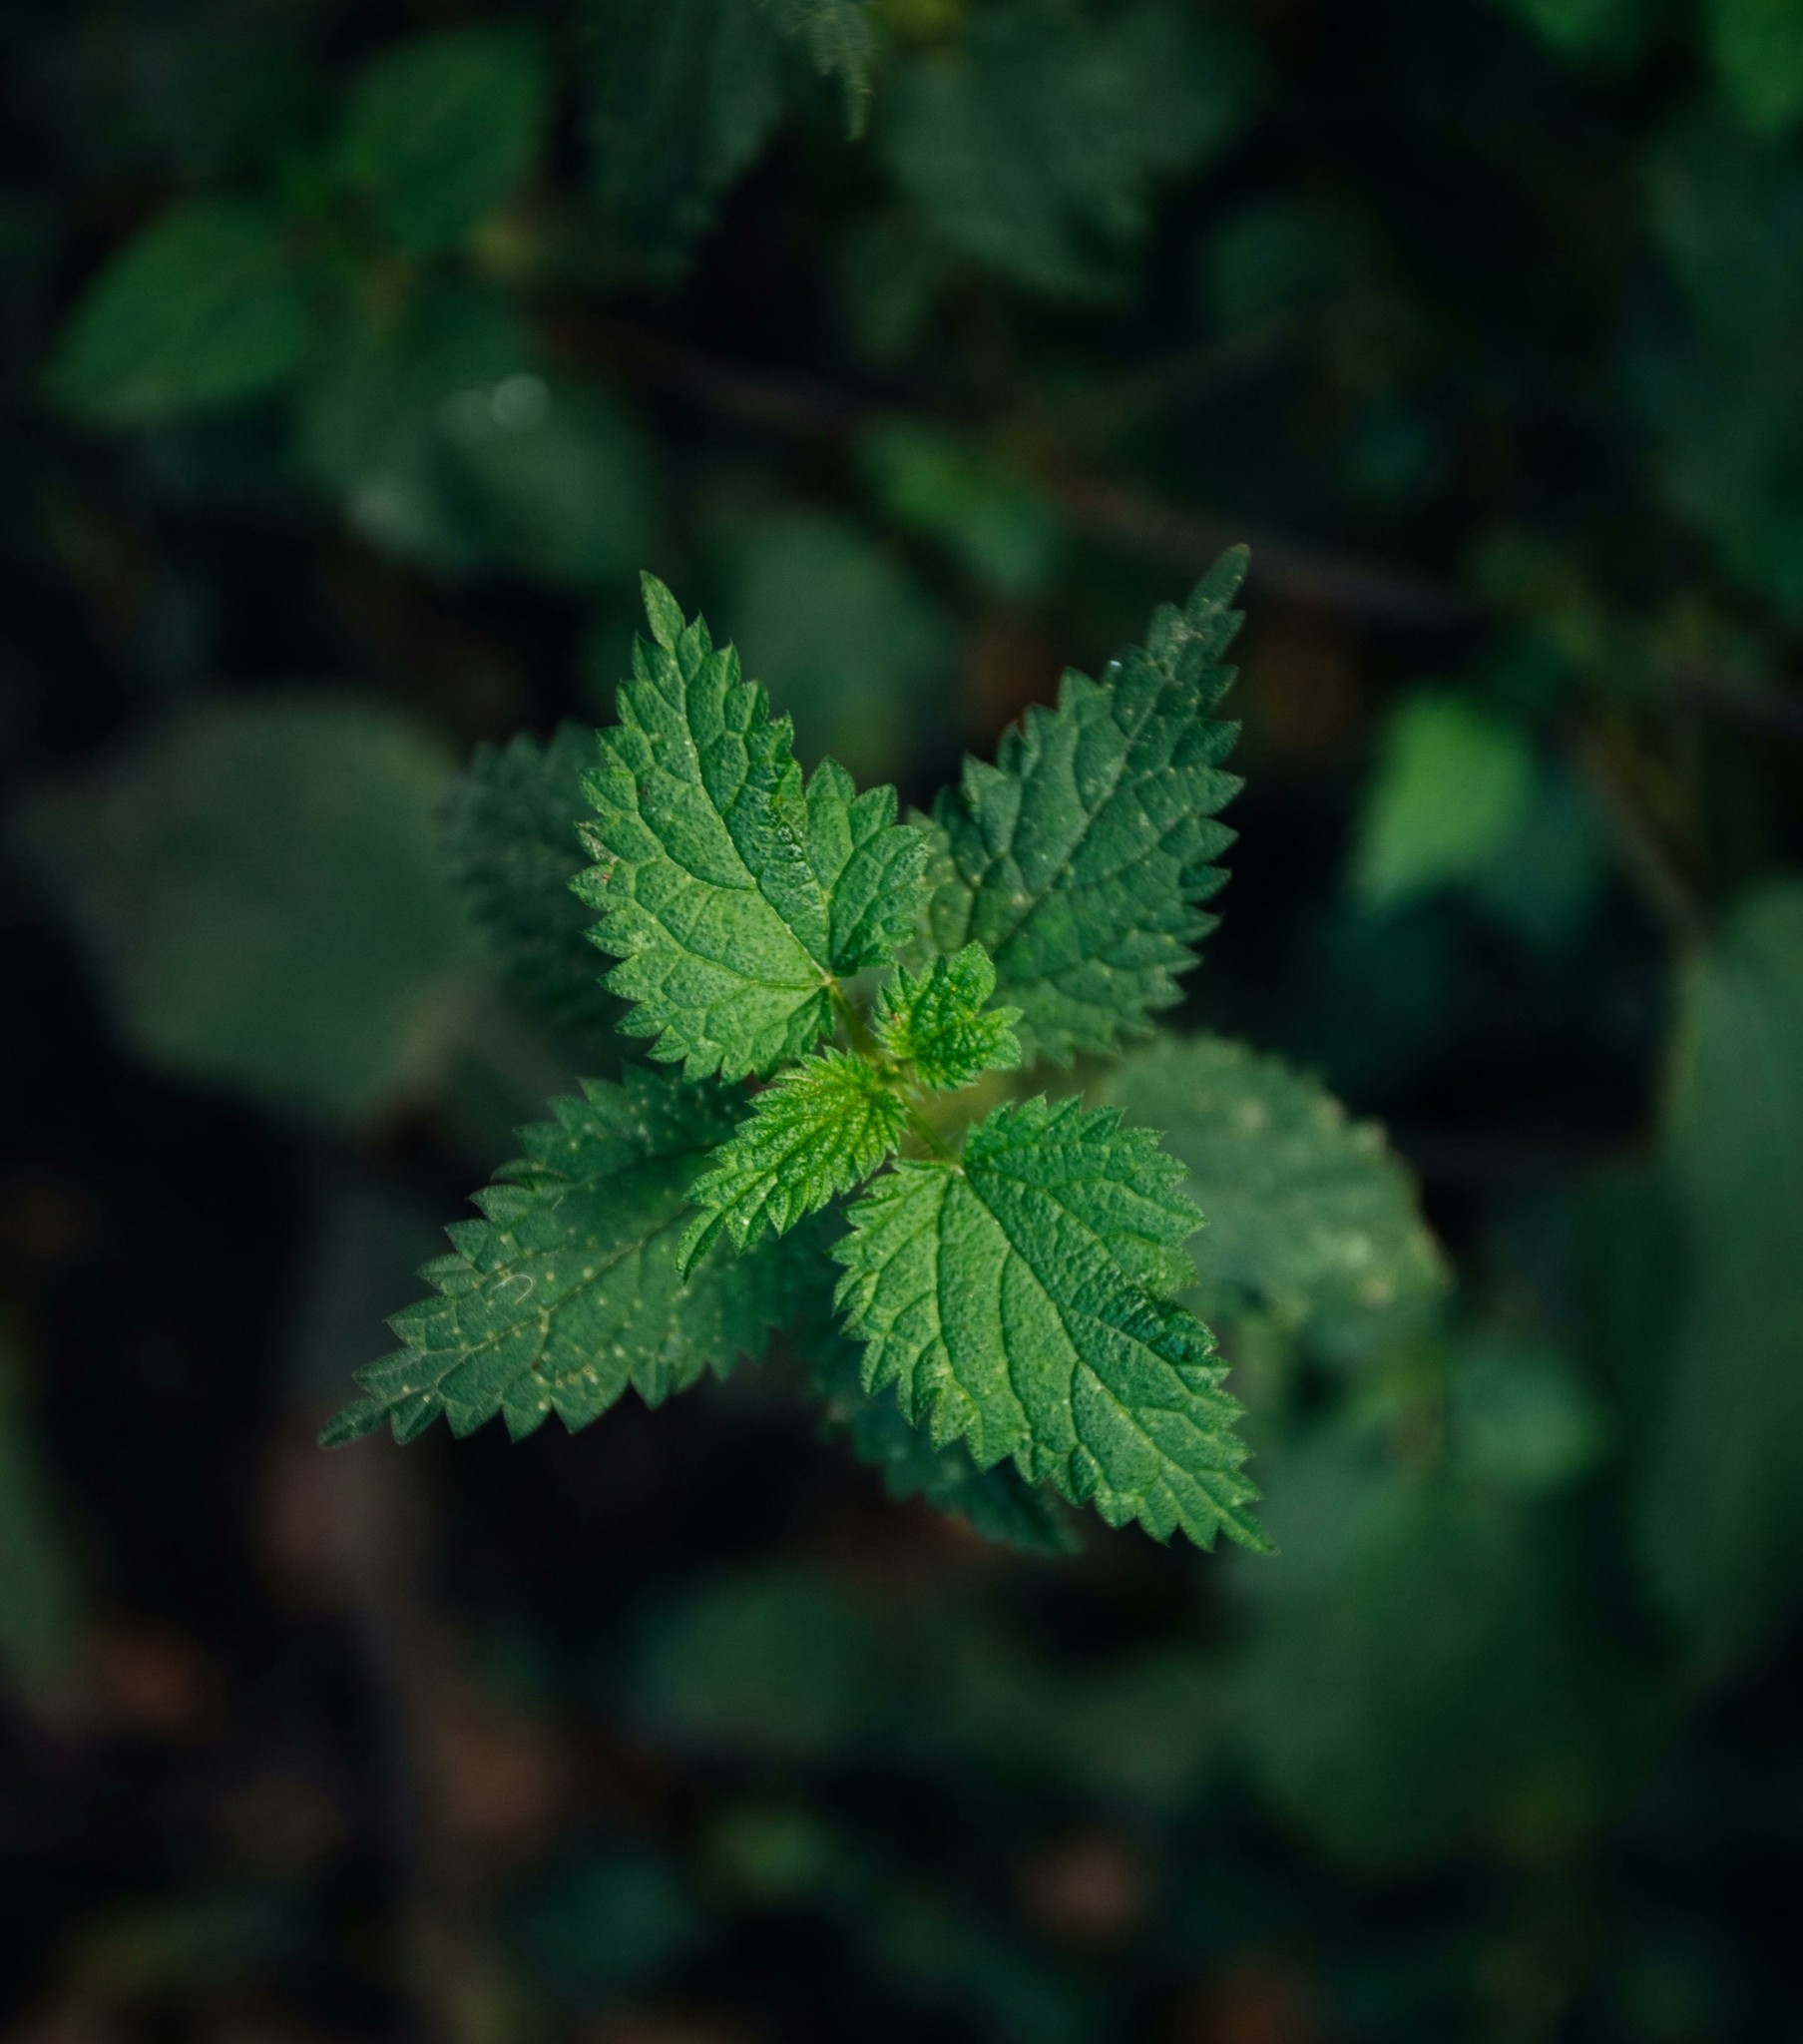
[301,285,651,583]
[0,1333,83,1707]
[859,419,1060,597]
[587,0,788,260]
[1493,0,1652,60]
[338,26,550,254]
[510,1843,700,2007]
[19,697,470,1124]
[1448,1334,1605,1493]
[1636,882,1803,1668]
[48,198,307,422]
[1235,1430,1653,1866]
[1473,759,1606,948]
[879,0,1250,295]
[439,723,623,1045]
[1202,196,1350,332]
[1103,1034,1447,1355]
[770,0,878,135]
[300,282,529,566]
[632,1564,885,1759]
[725,510,954,779]
[1636,115,1803,618]
[437,372,654,587]
[1352,693,1536,908]
[1707,0,1803,138]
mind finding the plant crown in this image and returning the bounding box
[323,549,1388,1555]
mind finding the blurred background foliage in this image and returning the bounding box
[2,0,1803,2039]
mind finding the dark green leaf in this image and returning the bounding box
[438,723,625,1045]
[338,26,550,254]
[48,198,307,422]
[322,1068,815,1445]
[926,550,1244,1062]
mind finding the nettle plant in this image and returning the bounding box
[324,549,1417,1556]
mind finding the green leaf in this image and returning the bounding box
[1352,693,1536,909]
[575,576,930,1081]
[48,198,307,423]
[808,1329,1079,1555]
[1493,0,1652,61]
[679,1050,909,1271]
[874,943,1022,1092]
[1235,1429,1653,1867]
[1636,116,1803,620]
[1102,1034,1446,1347]
[1708,0,1803,139]
[767,0,878,136]
[1635,882,1803,1668]
[879,0,1251,296]
[925,550,1244,1063]
[18,697,470,1125]
[438,723,624,1045]
[321,1068,811,1445]
[834,1097,1264,1550]
[301,285,652,585]
[858,419,1061,598]
[587,0,789,260]
[338,26,550,255]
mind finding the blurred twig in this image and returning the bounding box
[562,311,1803,722]
[559,312,1476,628]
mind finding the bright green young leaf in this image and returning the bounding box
[321,1069,812,1445]
[874,943,1022,1092]
[808,1330,1079,1555]
[834,1097,1264,1550]
[438,723,624,1045]
[588,0,789,259]
[1636,882,1803,1669]
[48,198,307,423]
[1352,692,1535,909]
[575,575,929,1081]
[1102,1034,1446,1345]
[1708,0,1803,139]
[926,549,1244,1063]
[879,0,1250,295]
[679,1050,909,1271]
[338,26,550,254]
[19,697,470,1125]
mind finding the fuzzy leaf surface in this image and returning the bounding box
[680,1050,907,1271]
[321,1068,809,1445]
[874,942,1022,1091]
[808,1331,1078,1555]
[834,1097,1264,1549]
[439,722,623,1043]
[926,549,1245,1062]
[574,576,929,1081]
